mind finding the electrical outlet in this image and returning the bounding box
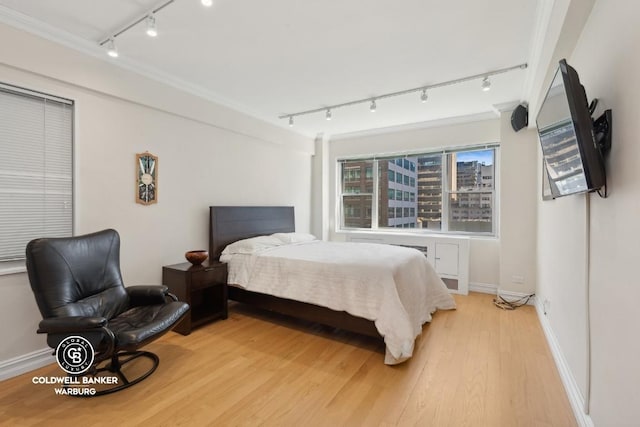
[512,275,524,284]
[543,299,551,315]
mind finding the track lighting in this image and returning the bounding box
[98,0,175,58]
[201,0,213,6]
[106,39,118,58]
[145,15,158,37]
[481,77,491,92]
[278,63,527,125]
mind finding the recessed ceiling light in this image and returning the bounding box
[201,0,213,7]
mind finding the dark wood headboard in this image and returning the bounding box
[209,206,295,260]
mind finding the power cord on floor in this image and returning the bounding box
[493,293,535,310]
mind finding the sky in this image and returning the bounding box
[457,149,493,165]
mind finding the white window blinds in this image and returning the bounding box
[0,85,73,262]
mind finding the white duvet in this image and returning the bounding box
[221,240,456,364]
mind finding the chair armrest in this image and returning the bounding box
[127,285,170,306]
[38,316,107,334]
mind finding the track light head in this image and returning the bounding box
[288,116,294,127]
[201,0,213,6]
[370,99,377,112]
[421,89,428,103]
[481,77,491,92]
[326,109,332,121]
[106,38,118,58]
[145,15,158,37]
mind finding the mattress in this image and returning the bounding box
[221,239,456,364]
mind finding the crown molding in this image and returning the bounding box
[521,0,556,102]
[0,5,274,126]
[492,100,522,114]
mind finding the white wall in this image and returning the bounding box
[536,0,640,425]
[0,23,313,364]
[499,113,538,294]
[324,118,503,286]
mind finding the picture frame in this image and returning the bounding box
[136,152,158,205]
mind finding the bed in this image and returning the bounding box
[209,206,455,364]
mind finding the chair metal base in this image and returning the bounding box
[66,350,159,397]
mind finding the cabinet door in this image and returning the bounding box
[435,243,459,276]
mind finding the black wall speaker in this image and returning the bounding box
[511,104,528,132]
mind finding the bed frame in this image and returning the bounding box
[209,206,381,338]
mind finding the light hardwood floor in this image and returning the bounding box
[0,292,576,426]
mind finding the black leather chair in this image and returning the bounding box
[26,229,189,396]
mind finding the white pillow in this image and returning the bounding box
[272,232,317,244]
[221,235,284,255]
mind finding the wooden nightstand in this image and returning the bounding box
[162,260,228,335]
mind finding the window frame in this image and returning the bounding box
[337,144,499,237]
[0,82,75,269]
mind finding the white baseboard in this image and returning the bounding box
[469,282,497,294]
[534,300,594,427]
[469,283,536,306]
[498,289,536,306]
[0,348,54,381]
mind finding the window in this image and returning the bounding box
[365,166,373,179]
[388,171,395,182]
[0,84,74,263]
[340,160,373,228]
[338,146,497,234]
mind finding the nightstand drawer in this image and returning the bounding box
[191,266,226,290]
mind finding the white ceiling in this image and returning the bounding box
[0,0,543,137]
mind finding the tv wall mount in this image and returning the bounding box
[589,99,612,154]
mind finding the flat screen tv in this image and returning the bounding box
[536,59,611,198]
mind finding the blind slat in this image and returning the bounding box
[0,85,73,262]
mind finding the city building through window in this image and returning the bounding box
[338,145,497,235]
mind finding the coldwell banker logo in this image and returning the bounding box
[56,336,94,374]
[31,335,118,396]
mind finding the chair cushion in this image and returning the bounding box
[108,301,189,351]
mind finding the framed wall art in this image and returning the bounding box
[136,152,158,205]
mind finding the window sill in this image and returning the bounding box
[0,261,27,276]
[335,228,497,240]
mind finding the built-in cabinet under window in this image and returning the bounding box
[345,233,470,295]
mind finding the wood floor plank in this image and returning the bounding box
[0,293,576,426]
